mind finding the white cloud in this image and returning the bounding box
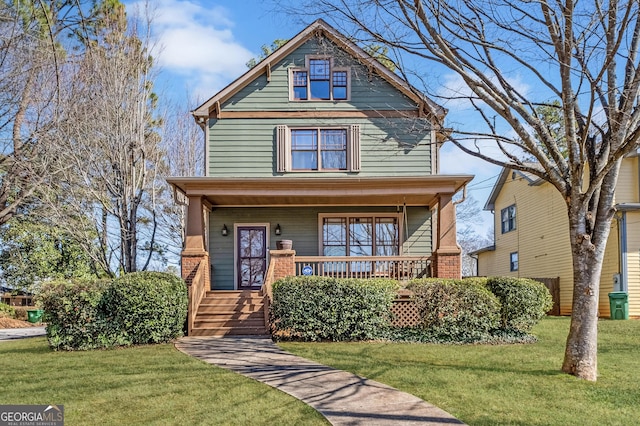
[437,72,531,112]
[130,0,256,100]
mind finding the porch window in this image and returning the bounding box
[277,125,360,172]
[501,204,516,233]
[321,215,400,257]
[290,57,350,101]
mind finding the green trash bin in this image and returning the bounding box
[608,292,629,320]
[27,309,43,323]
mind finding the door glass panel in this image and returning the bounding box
[238,227,266,288]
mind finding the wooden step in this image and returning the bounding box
[197,305,264,315]
[194,318,265,328]
[205,290,263,298]
[199,301,264,308]
[190,289,270,337]
[195,310,265,321]
[190,326,269,337]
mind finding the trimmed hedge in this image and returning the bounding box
[270,276,398,341]
[38,279,117,350]
[407,278,501,342]
[102,272,188,345]
[37,272,187,351]
[485,276,553,332]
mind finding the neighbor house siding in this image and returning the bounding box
[485,171,574,314]
[625,211,640,316]
[207,118,432,177]
[615,157,638,203]
[600,223,620,316]
[481,165,638,317]
[208,206,432,290]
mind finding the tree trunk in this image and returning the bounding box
[563,161,620,380]
[562,244,601,381]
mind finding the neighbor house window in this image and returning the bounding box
[501,204,516,233]
[290,57,350,101]
[277,125,360,172]
[510,252,519,271]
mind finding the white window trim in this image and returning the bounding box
[288,55,351,102]
[276,124,360,173]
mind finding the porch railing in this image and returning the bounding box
[187,258,207,335]
[294,256,432,281]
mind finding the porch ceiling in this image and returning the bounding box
[167,175,474,207]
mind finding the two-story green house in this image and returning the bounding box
[168,19,473,336]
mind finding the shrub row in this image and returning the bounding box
[270,275,552,344]
[407,278,500,342]
[407,276,552,342]
[270,276,398,341]
[37,272,187,351]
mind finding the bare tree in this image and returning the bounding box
[160,99,205,261]
[54,2,168,275]
[0,1,81,224]
[287,0,640,380]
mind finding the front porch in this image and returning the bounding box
[170,175,472,336]
[185,251,429,336]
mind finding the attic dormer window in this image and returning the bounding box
[290,56,350,101]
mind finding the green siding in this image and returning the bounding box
[209,206,432,290]
[208,35,434,177]
[223,38,418,112]
[208,118,432,177]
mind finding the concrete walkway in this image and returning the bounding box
[0,326,46,341]
[176,336,465,425]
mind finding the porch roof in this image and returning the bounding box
[167,175,473,208]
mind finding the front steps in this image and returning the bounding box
[190,290,270,337]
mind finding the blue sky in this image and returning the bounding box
[141,0,499,233]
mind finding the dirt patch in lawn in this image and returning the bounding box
[0,317,39,328]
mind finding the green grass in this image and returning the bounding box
[3,319,637,425]
[279,317,640,426]
[0,338,327,425]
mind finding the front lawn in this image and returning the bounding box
[3,318,637,425]
[279,317,640,425]
[0,338,327,425]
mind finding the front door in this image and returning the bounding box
[237,226,267,290]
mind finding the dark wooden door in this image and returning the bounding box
[237,226,267,289]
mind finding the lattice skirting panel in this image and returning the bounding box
[390,299,420,327]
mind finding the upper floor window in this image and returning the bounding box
[277,124,360,172]
[501,204,516,233]
[291,128,347,170]
[290,57,350,101]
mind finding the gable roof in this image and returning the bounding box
[192,19,446,122]
[484,164,545,211]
